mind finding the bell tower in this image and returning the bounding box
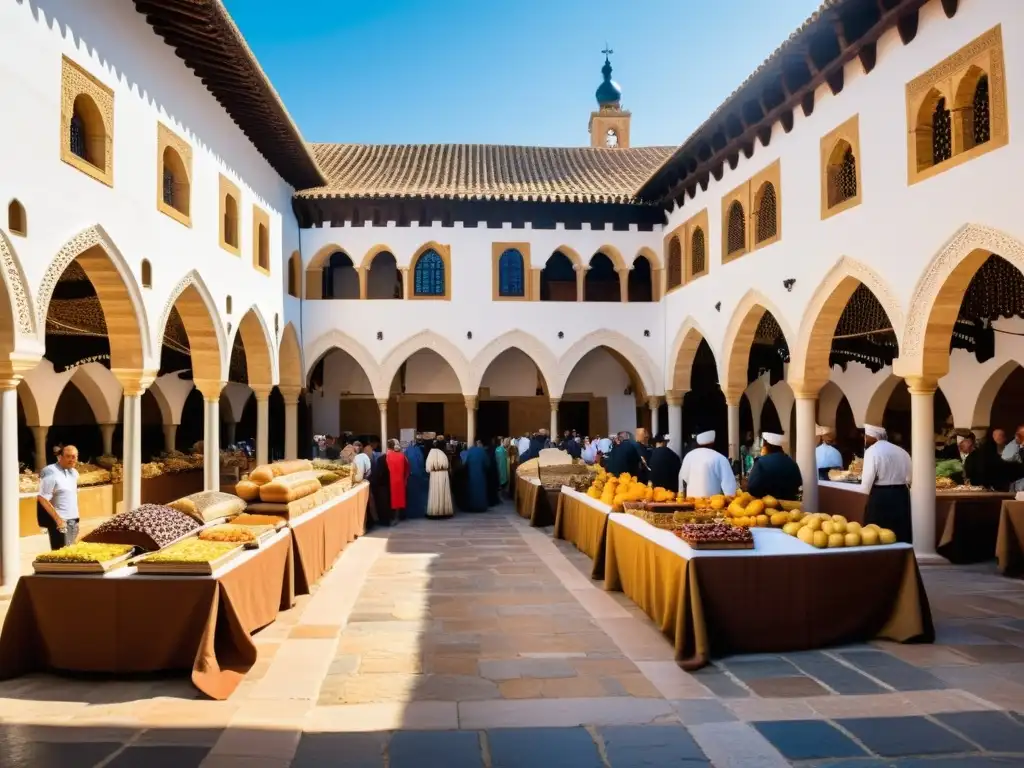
[589,47,630,148]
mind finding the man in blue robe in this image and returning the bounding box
[463,440,489,512]
[403,439,429,519]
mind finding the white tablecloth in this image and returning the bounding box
[559,486,612,515]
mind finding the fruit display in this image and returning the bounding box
[586,467,672,511]
[35,542,134,563]
[721,492,805,528]
[140,538,240,563]
[675,522,753,550]
[781,513,899,549]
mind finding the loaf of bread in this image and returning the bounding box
[247,464,275,485]
[259,473,321,503]
[235,480,261,501]
[271,459,313,477]
[246,494,320,520]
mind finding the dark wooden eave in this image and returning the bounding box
[133,0,325,189]
[637,0,937,207]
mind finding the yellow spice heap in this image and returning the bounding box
[35,542,135,563]
[142,538,239,563]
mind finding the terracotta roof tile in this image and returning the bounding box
[299,143,676,204]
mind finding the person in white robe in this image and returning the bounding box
[426,447,454,519]
[859,424,912,543]
[678,430,737,497]
[815,425,844,479]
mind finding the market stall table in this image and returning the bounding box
[995,500,1024,576]
[0,528,294,700]
[817,481,1011,564]
[554,487,611,579]
[603,514,933,670]
[514,475,559,527]
[289,482,369,595]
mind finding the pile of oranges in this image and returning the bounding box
[586,467,676,511]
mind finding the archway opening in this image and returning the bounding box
[682,339,727,454]
[49,381,100,460]
[562,346,646,437]
[878,381,951,454]
[584,253,619,302]
[825,283,900,379]
[323,251,359,299]
[478,348,548,443]
[628,255,653,302]
[366,251,402,299]
[307,347,377,442]
[385,349,462,439]
[540,251,576,302]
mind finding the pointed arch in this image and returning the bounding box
[720,289,795,401]
[231,306,277,390]
[898,224,1024,381]
[552,329,657,401]
[278,321,303,390]
[303,329,382,399]
[667,317,714,392]
[37,224,152,372]
[636,246,662,271]
[789,257,903,394]
[360,243,399,271]
[468,330,557,395]
[408,242,451,299]
[547,245,583,270]
[971,360,1018,429]
[865,373,903,427]
[156,270,227,387]
[304,242,347,299]
[70,363,122,424]
[380,329,470,394]
[590,245,625,270]
[0,227,36,345]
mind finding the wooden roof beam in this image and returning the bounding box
[897,8,920,44]
[941,0,959,17]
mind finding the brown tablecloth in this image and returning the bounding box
[818,483,1009,564]
[996,501,1024,575]
[554,489,610,579]
[514,475,559,527]
[0,529,294,700]
[290,482,368,594]
[603,517,933,670]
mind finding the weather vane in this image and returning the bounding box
[602,44,614,58]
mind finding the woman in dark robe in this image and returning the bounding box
[450,444,470,512]
[369,451,392,528]
[463,441,490,512]
[485,440,500,507]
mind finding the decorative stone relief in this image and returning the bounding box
[61,56,114,185]
[903,223,1024,359]
[0,230,35,337]
[36,226,104,330]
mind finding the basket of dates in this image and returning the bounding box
[675,522,754,550]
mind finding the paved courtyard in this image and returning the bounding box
[3,502,1024,766]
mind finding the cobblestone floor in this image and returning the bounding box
[3,502,1024,766]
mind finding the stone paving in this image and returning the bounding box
[3,501,1024,765]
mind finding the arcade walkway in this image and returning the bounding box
[2,503,1024,766]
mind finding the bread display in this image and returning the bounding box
[247,464,275,485]
[84,504,200,551]
[271,459,314,477]
[258,473,321,503]
[168,491,246,524]
[234,480,261,501]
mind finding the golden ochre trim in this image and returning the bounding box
[906,25,1008,186]
[750,160,781,252]
[820,115,862,220]
[684,208,710,283]
[408,242,451,300]
[721,180,749,265]
[60,56,114,187]
[491,242,532,301]
[219,175,242,255]
[156,123,192,227]
[252,205,271,275]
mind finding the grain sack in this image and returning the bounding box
[168,491,247,524]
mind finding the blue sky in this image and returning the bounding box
[222,0,821,147]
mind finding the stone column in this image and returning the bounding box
[121,390,143,514]
[573,264,588,302]
[399,267,410,298]
[549,398,560,439]
[794,393,819,513]
[616,265,631,302]
[726,397,741,462]
[99,423,116,457]
[648,397,663,437]
[197,381,225,491]
[357,266,368,299]
[254,389,270,466]
[162,423,178,454]
[530,268,542,301]
[32,425,48,471]
[1,383,20,587]
[377,399,388,450]
[280,387,302,460]
[908,378,938,559]
[666,391,684,457]
[465,395,477,445]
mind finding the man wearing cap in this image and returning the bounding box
[648,434,682,492]
[860,424,912,543]
[678,430,736,498]
[747,432,803,500]
[815,425,844,480]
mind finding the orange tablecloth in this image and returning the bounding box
[554,488,611,579]
[0,529,294,700]
[514,475,559,527]
[289,482,368,594]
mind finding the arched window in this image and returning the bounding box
[257,223,269,271]
[7,199,26,236]
[540,251,576,301]
[161,147,190,216]
[691,227,706,277]
[223,194,239,248]
[141,259,152,288]
[69,105,90,162]
[726,201,746,255]
[972,75,991,147]
[826,141,858,209]
[414,249,446,297]
[584,253,619,302]
[498,248,525,297]
[628,256,653,302]
[323,251,359,299]
[754,183,778,244]
[606,129,618,148]
[287,252,300,298]
[367,250,402,299]
[666,236,682,290]
[226,295,233,314]
[932,97,952,165]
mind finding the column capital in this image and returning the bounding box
[377,398,389,413]
[787,379,821,399]
[905,376,938,395]
[665,389,686,407]
[464,395,478,410]
[252,387,272,402]
[647,396,664,409]
[278,385,303,402]
[113,368,157,396]
[614,265,633,274]
[549,397,561,408]
[572,263,590,273]
[0,353,41,389]
[193,378,226,400]
[724,394,743,408]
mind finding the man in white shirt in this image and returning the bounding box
[859,424,913,543]
[678,430,737,498]
[353,442,373,483]
[815,425,844,479]
[517,434,531,458]
[37,444,80,549]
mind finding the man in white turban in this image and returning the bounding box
[747,432,802,500]
[815,425,844,479]
[678,430,736,498]
[860,424,912,543]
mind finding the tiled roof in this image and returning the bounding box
[298,143,676,204]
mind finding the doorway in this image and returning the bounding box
[558,401,590,436]
[477,400,510,443]
[416,401,445,434]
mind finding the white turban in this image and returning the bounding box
[696,430,715,445]
[763,432,785,447]
[865,424,886,440]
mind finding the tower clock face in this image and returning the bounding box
[606,129,618,147]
